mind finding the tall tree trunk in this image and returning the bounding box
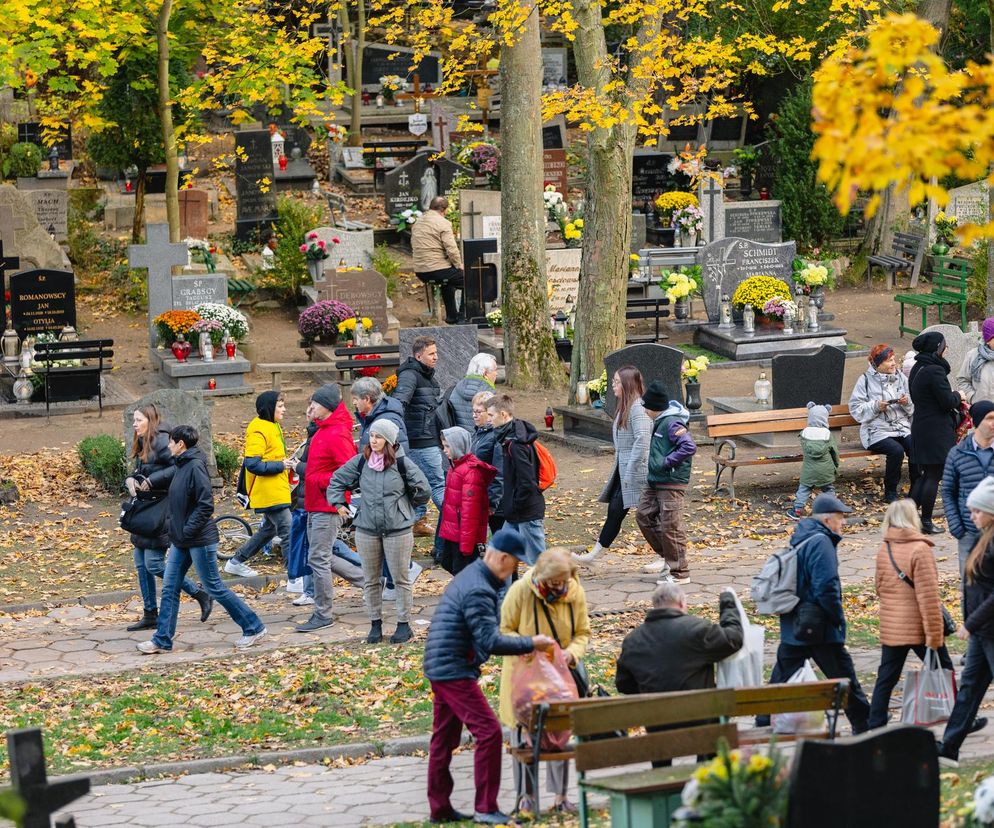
[157,0,180,242]
[500,4,563,388]
[340,3,365,147]
[132,169,148,244]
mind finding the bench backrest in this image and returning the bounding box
[891,232,925,259]
[572,688,738,772]
[33,339,113,368]
[930,255,970,300]
[732,679,849,718]
[707,403,856,437]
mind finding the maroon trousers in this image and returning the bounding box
[427,678,503,818]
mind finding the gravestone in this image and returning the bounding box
[724,201,783,244]
[178,188,209,239]
[171,275,228,311]
[124,389,220,481]
[399,325,479,391]
[24,189,68,241]
[542,116,567,150]
[699,237,797,322]
[698,177,725,244]
[384,151,470,215]
[9,269,76,338]
[342,147,365,169]
[921,322,981,378]
[541,48,568,86]
[631,213,647,252]
[632,151,678,200]
[787,725,938,828]
[129,223,190,347]
[604,343,684,416]
[771,345,846,409]
[459,189,501,239]
[948,180,989,227]
[234,130,279,241]
[543,149,569,195]
[361,44,443,90]
[7,728,89,828]
[320,269,390,333]
[0,185,71,272]
[430,100,456,155]
[547,248,582,314]
[463,238,499,321]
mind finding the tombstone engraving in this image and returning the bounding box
[542,116,567,150]
[771,345,846,409]
[171,275,228,311]
[400,324,479,390]
[547,248,582,314]
[0,186,70,272]
[235,130,279,241]
[541,48,568,86]
[385,151,470,216]
[128,223,191,347]
[125,389,221,480]
[463,237,499,321]
[7,728,90,828]
[921,322,981,378]
[459,189,501,239]
[724,201,783,243]
[948,180,989,227]
[178,188,209,239]
[321,269,390,332]
[699,237,797,322]
[604,343,685,415]
[632,151,679,199]
[361,44,442,89]
[543,149,569,195]
[24,189,68,241]
[9,269,76,338]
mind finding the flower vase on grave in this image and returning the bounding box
[685,382,702,413]
[171,334,191,363]
[674,299,689,321]
[932,240,950,256]
[308,259,324,283]
[811,286,826,310]
[199,331,214,362]
[680,230,691,248]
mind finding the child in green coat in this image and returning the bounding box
[789,402,840,519]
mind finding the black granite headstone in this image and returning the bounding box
[542,122,566,150]
[9,269,76,338]
[632,151,678,200]
[604,343,684,416]
[787,725,938,828]
[235,130,279,241]
[462,237,499,322]
[771,344,846,410]
[361,44,442,88]
[724,203,783,243]
[17,122,72,160]
[384,151,470,216]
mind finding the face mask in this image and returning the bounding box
[535,578,568,603]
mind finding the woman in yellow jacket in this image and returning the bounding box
[225,391,295,578]
[499,547,591,816]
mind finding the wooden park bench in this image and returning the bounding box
[333,344,400,376]
[894,254,970,337]
[867,231,926,289]
[32,339,114,417]
[626,297,672,343]
[226,277,256,307]
[707,404,872,499]
[257,361,342,391]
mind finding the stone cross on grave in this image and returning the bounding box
[8,728,90,828]
[128,223,190,347]
[463,200,482,237]
[700,176,723,243]
[398,170,409,189]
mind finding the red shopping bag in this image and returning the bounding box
[509,644,578,750]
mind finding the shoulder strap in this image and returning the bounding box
[356,456,366,476]
[538,597,563,646]
[885,540,915,589]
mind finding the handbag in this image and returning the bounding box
[885,541,957,637]
[119,489,169,537]
[793,601,828,643]
[533,599,590,698]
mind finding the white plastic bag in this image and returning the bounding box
[717,590,765,688]
[901,648,956,726]
[772,660,827,734]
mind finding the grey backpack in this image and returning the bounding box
[751,537,815,615]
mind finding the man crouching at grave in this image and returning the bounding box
[411,196,464,323]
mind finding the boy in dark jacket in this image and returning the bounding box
[789,402,839,519]
[487,394,545,564]
[137,425,267,655]
[471,391,502,533]
[635,381,697,584]
[424,528,555,824]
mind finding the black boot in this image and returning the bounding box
[194,588,214,623]
[366,620,383,644]
[391,621,413,644]
[127,610,158,632]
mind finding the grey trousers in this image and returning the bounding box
[307,512,342,622]
[511,729,568,799]
[356,530,413,623]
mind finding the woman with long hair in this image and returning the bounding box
[123,405,211,631]
[577,366,652,565]
[868,498,952,728]
[938,476,994,763]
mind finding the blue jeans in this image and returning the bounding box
[134,547,198,612]
[793,483,834,514]
[153,544,264,650]
[941,634,994,759]
[506,520,546,565]
[234,507,293,563]
[409,446,446,520]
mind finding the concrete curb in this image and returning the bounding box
[50,731,479,788]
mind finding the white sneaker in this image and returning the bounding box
[382,586,397,601]
[641,559,669,574]
[293,594,315,606]
[136,640,167,654]
[657,574,691,585]
[286,577,304,594]
[234,627,267,649]
[409,561,424,583]
[224,559,258,578]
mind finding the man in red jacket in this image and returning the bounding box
[301,384,356,632]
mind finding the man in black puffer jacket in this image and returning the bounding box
[394,335,445,536]
[424,528,555,825]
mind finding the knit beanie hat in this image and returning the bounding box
[641,380,670,411]
[967,476,994,515]
[806,402,831,430]
[441,426,472,461]
[255,390,281,422]
[912,331,945,355]
[972,400,994,428]
[369,418,400,446]
[311,383,341,413]
[984,318,994,345]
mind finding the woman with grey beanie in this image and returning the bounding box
[327,418,430,644]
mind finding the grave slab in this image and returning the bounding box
[399,325,478,390]
[179,189,209,239]
[604,343,685,417]
[694,323,847,361]
[24,189,68,241]
[921,322,981,379]
[699,237,797,323]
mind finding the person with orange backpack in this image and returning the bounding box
[487,394,552,564]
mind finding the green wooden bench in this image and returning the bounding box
[226,277,256,307]
[894,255,970,337]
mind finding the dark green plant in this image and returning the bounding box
[5,141,42,178]
[77,435,127,492]
[733,146,759,177]
[213,441,241,482]
[371,243,402,297]
[768,79,844,248]
[256,196,324,302]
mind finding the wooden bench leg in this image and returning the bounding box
[270,371,282,391]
